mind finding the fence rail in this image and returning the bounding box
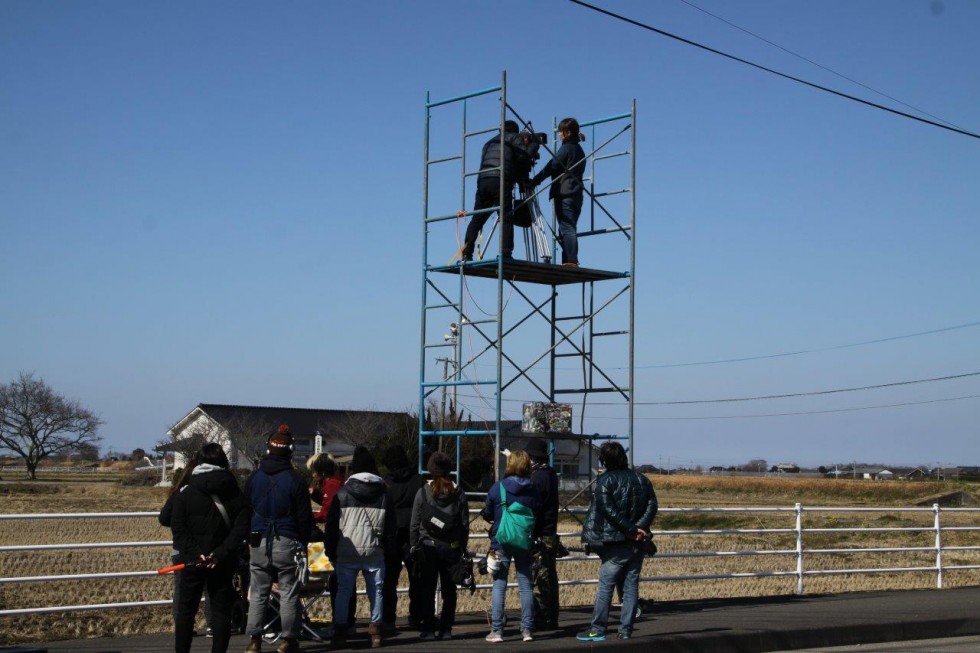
[1,503,979,616]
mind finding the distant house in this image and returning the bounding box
[168,403,410,469]
[485,420,598,490]
[875,469,894,481]
[773,463,801,474]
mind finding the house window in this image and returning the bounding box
[555,461,580,479]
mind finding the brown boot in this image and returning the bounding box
[276,638,299,653]
[367,622,382,648]
[245,635,262,652]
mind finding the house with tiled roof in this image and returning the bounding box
[168,403,411,469]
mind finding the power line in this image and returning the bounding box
[675,0,963,130]
[454,393,980,421]
[452,371,980,407]
[636,372,980,405]
[631,394,980,420]
[639,320,980,369]
[567,0,980,141]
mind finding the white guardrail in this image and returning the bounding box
[1,504,980,616]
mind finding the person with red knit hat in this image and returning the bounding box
[243,425,314,653]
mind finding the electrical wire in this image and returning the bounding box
[635,371,980,405]
[451,370,980,406]
[457,393,980,421]
[567,0,980,141]
[629,394,980,420]
[674,0,964,131]
[639,320,980,369]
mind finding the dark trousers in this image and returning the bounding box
[174,560,235,653]
[418,541,460,633]
[553,194,583,264]
[463,176,514,259]
[532,534,560,628]
[382,527,423,625]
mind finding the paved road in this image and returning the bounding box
[789,636,980,652]
[10,587,980,653]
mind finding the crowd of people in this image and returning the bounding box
[161,428,657,652]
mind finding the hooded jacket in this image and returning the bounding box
[245,454,314,544]
[170,463,250,564]
[325,472,395,563]
[530,461,559,537]
[581,469,658,545]
[477,130,531,185]
[483,475,542,550]
[410,479,470,548]
[385,465,427,531]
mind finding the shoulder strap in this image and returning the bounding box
[500,483,507,506]
[210,494,232,529]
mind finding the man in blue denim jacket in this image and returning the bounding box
[577,442,658,641]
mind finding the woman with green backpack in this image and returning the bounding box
[481,450,542,643]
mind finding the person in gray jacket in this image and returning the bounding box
[409,452,470,640]
[325,446,395,648]
[576,442,657,642]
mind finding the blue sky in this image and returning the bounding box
[1,0,977,469]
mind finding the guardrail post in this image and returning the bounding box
[934,503,943,589]
[795,502,804,595]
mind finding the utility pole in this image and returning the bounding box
[435,322,458,452]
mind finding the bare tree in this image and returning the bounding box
[223,412,277,468]
[0,372,104,480]
[320,409,397,452]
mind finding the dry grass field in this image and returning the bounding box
[2,475,979,644]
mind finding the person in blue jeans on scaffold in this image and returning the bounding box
[530,116,586,267]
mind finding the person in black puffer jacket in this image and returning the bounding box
[381,445,427,632]
[170,443,250,653]
[409,452,470,640]
[460,120,531,262]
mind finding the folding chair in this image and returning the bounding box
[258,542,334,644]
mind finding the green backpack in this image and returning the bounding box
[495,483,536,552]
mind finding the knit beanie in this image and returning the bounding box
[382,445,411,472]
[267,424,294,457]
[524,438,548,462]
[350,446,378,475]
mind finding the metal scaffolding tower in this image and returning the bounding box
[419,71,636,483]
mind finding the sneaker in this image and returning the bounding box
[205,627,214,638]
[522,630,534,642]
[576,628,606,642]
[485,631,504,643]
[617,632,631,640]
[435,630,452,640]
[419,631,436,641]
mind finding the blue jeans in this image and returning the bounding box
[590,542,643,636]
[490,549,535,633]
[554,194,582,264]
[335,559,385,625]
[246,536,302,639]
